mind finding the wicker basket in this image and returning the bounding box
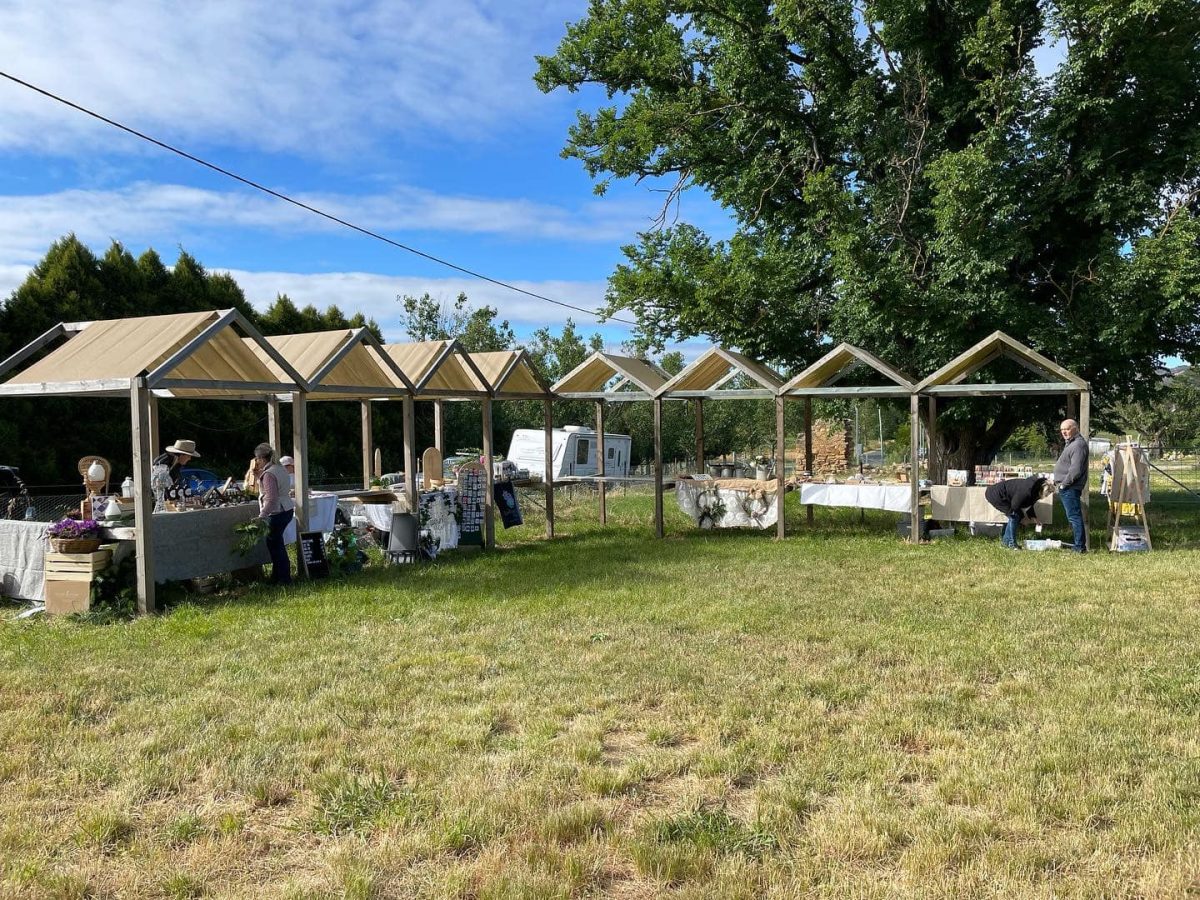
[50,537,103,554]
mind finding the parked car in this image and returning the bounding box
[180,467,224,493]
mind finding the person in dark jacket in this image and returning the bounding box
[985,474,1054,549]
[1053,419,1090,552]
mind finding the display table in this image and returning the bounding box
[283,491,339,542]
[0,519,48,602]
[798,482,913,513]
[676,477,780,529]
[929,485,1053,525]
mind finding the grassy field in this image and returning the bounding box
[2,492,1199,899]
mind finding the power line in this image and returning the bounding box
[0,69,635,327]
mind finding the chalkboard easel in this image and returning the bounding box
[299,532,329,578]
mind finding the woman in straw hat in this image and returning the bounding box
[154,439,200,489]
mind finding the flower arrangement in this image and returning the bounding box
[46,516,102,552]
[696,490,726,528]
[753,454,773,468]
[233,518,269,556]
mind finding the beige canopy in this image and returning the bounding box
[243,328,412,399]
[781,342,915,397]
[0,309,305,398]
[659,347,783,399]
[374,339,491,398]
[469,350,552,399]
[552,351,670,400]
[915,331,1089,395]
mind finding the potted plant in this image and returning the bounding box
[46,516,102,553]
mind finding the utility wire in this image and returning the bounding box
[0,70,634,327]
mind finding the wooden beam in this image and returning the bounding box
[267,396,281,454]
[0,323,66,380]
[927,396,937,482]
[130,377,156,614]
[804,398,814,525]
[662,389,779,400]
[923,382,1080,397]
[775,396,786,539]
[402,397,417,511]
[0,378,133,396]
[543,399,555,539]
[653,396,664,539]
[433,400,445,453]
[909,393,921,544]
[482,397,495,549]
[155,378,301,393]
[148,394,160,459]
[291,392,309,577]
[596,399,607,525]
[361,400,373,490]
[694,398,704,473]
[783,386,914,398]
[1079,390,1091,551]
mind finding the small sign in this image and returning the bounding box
[493,481,523,528]
[299,531,329,578]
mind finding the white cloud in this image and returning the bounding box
[0,0,587,156]
[0,182,657,268]
[224,268,617,341]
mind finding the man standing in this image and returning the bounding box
[1053,419,1089,552]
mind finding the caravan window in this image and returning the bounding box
[607,447,615,460]
[575,440,590,465]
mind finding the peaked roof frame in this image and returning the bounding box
[468,349,553,400]
[914,331,1088,396]
[376,338,493,399]
[659,347,784,400]
[552,351,670,401]
[781,343,916,398]
[0,309,309,399]
[249,327,415,400]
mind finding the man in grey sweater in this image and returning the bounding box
[1053,419,1089,552]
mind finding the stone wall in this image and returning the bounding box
[797,419,853,475]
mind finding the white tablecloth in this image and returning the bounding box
[284,491,339,542]
[0,519,47,602]
[676,480,779,529]
[798,482,913,513]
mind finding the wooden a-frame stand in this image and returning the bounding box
[1106,442,1152,551]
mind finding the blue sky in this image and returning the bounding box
[0,0,731,351]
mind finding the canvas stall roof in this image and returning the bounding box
[552,351,670,399]
[660,347,783,398]
[914,331,1088,395]
[469,350,551,399]
[0,310,303,398]
[782,343,915,397]
[243,329,410,399]
[375,340,490,397]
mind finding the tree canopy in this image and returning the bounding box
[536,0,1200,463]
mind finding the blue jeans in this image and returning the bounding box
[1058,487,1086,552]
[265,509,294,584]
[1001,512,1022,548]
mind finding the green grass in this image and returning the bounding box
[1,491,1199,898]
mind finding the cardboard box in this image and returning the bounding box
[45,579,92,615]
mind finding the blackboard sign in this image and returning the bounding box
[299,532,329,578]
[493,481,523,528]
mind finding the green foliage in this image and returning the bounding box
[536,0,1200,462]
[310,772,411,836]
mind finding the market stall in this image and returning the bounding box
[553,352,671,535]
[675,476,781,529]
[779,344,918,537]
[0,309,308,612]
[912,332,1089,546]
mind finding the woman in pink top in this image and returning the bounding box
[253,443,295,585]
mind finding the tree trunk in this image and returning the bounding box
[926,405,1023,484]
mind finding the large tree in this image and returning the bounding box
[536,0,1200,471]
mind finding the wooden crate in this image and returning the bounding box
[44,548,113,582]
[45,579,92,616]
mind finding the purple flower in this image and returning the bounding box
[46,517,101,539]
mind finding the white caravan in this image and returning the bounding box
[507,426,632,479]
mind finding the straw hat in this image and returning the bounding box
[165,439,201,457]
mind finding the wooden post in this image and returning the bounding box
[543,399,555,539]
[402,396,417,511]
[360,400,373,490]
[1079,390,1091,551]
[804,398,814,525]
[927,396,937,483]
[267,395,281,453]
[694,398,704,473]
[292,392,309,576]
[909,393,921,544]
[482,397,495,549]
[775,396,786,539]
[433,400,445,454]
[148,394,160,458]
[596,399,607,525]
[130,377,156,614]
[653,396,664,538]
